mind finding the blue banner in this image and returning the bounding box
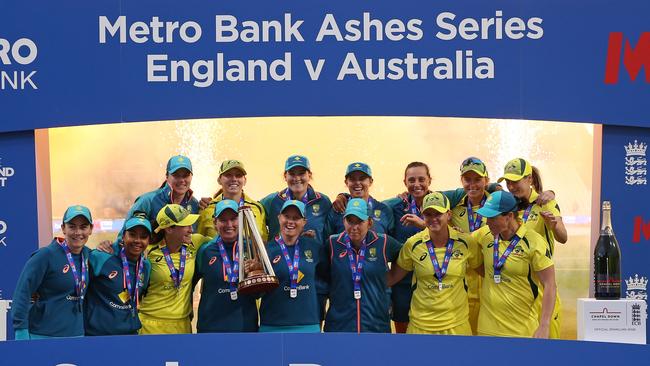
[0,131,38,300]
[1,0,650,131]
[0,333,648,365]
[601,125,650,341]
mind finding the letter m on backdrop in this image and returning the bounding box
[604,32,650,84]
[632,216,650,243]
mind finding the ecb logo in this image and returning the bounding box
[0,158,15,187]
[0,220,7,247]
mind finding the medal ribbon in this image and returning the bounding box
[119,247,145,310]
[492,234,522,278]
[467,196,487,232]
[285,188,309,204]
[216,237,239,295]
[408,195,421,217]
[59,240,87,305]
[521,204,534,223]
[424,238,455,286]
[276,235,300,295]
[343,234,366,299]
[160,244,186,290]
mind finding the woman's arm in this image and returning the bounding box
[386,263,410,287]
[532,265,557,338]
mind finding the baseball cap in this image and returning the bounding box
[460,157,488,177]
[476,191,518,218]
[124,217,152,233]
[285,155,311,171]
[219,159,247,176]
[155,204,199,233]
[421,192,450,214]
[497,158,532,182]
[63,205,93,224]
[345,162,372,178]
[214,199,239,218]
[166,155,193,174]
[280,199,306,218]
[344,198,369,221]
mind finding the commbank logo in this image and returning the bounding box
[604,32,650,84]
[632,216,650,243]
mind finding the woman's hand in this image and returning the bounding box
[400,214,426,229]
[533,323,550,339]
[96,240,115,254]
[199,197,212,210]
[332,193,348,213]
[536,191,556,205]
[301,229,316,238]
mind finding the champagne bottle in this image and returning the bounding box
[594,201,621,299]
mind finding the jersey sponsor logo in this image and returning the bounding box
[304,250,313,262]
[108,270,118,279]
[209,256,217,266]
[273,255,281,264]
[339,251,347,258]
[604,32,650,84]
[512,245,525,257]
[62,264,70,273]
[419,252,428,261]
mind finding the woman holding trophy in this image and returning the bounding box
[259,200,325,333]
[194,200,260,333]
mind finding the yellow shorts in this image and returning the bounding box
[406,321,472,335]
[468,298,480,336]
[139,314,192,335]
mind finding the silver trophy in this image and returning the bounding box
[237,206,279,294]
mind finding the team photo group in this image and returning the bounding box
[11,153,567,340]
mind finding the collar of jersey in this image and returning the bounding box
[335,230,380,247]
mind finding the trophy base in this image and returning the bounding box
[238,274,279,294]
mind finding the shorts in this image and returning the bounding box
[139,314,192,335]
[406,320,472,335]
[390,276,413,323]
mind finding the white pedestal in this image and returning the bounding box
[577,298,647,344]
[0,300,10,341]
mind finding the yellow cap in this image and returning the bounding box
[497,158,533,182]
[421,192,450,214]
[155,204,199,233]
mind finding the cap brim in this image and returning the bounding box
[64,213,92,224]
[462,168,487,177]
[344,212,369,221]
[220,167,247,175]
[422,206,448,214]
[176,214,199,227]
[125,223,152,233]
[476,207,501,218]
[215,207,238,218]
[286,163,309,171]
[345,169,371,178]
[168,166,192,174]
[281,204,306,218]
[497,173,524,183]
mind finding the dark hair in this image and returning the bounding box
[404,162,431,179]
[158,180,168,189]
[531,166,543,193]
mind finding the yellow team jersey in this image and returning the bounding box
[518,189,561,257]
[139,234,211,320]
[472,225,553,337]
[397,226,481,332]
[450,191,490,302]
[197,193,268,241]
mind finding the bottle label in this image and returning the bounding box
[595,275,621,291]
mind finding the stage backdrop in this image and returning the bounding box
[0,0,649,350]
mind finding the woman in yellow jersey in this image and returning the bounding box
[474,191,557,338]
[197,159,268,241]
[139,204,211,334]
[387,192,481,335]
[448,157,492,335]
[498,158,567,338]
